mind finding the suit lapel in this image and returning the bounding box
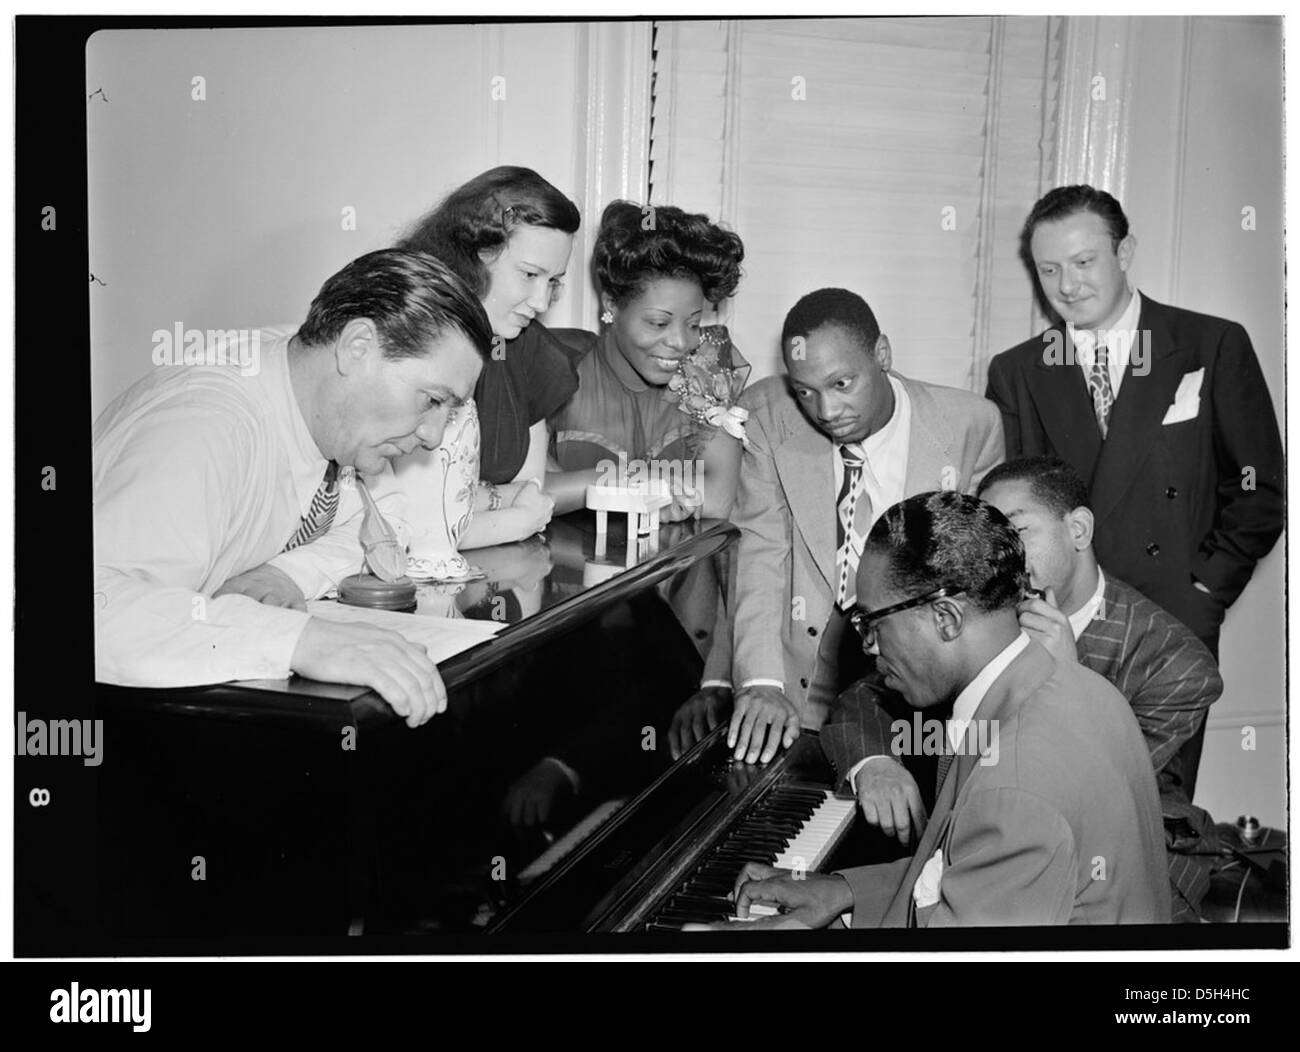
[1026,330,1104,479]
[773,400,836,589]
[1091,300,1191,525]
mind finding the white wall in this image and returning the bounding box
[1125,17,1285,828]
[86,24,601,415]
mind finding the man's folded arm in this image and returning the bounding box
[94,403,311,686]
[95,570,311,686]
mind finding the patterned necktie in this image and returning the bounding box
[283,460,340,551]
[936,745,955,797]
[835,442,871,610]
[1080,331,1114,438]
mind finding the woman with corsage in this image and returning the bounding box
[546,201,748,664]
[548,200,749,521]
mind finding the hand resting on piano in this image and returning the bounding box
[290,616,448,727]
[728,685,802,764]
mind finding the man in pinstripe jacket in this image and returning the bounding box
[822,457,1223,920]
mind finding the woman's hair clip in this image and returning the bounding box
[490,192,518,225]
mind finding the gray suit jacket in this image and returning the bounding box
[837,639,1171,926]
[707,371,1003,727]
[821,570,1222,918]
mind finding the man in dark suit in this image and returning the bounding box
[666,289,1003,765]
[822,457,1223,920]
[712,492,1169,928]
[985,185,1283,663]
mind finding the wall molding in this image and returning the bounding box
[1055,16,1139,198]
[970,16,1007,394]
[572,20,653,327]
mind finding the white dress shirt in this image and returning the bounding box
[712,375,913,694]
[1066,568,1107,640]
[1068,288,1142,398]
[94,327,378,687]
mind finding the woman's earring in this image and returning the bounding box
[600,309,614,325]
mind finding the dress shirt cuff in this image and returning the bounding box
[700,679,733,691]
[250,605,314,680]
[739,678,785,692]
[847,755,898,794]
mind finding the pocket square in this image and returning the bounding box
[912,848,945,909]
[1161,368,1204,425]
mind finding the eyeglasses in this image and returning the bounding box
[849,585,965,649]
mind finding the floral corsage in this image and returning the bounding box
[667,325,752,449]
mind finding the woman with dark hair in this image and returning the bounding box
[394,166,581,549]
[548,200,749,520]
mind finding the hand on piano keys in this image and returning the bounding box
[670,790,863,931]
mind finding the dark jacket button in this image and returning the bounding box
[1166,487,1178,499]
[694,629,709,640]
[799,678,809,689]
[1146,543,1160,556]
[807,626,818,636]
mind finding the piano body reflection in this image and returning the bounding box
[96,513,864,940]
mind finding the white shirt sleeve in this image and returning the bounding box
[94,401,311,685]
[846,754,898,795]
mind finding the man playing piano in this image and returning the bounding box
[93,249,491,726]
[712,491,1169,928]
[822,456,1222,920]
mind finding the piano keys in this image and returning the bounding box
[640,778,857,931]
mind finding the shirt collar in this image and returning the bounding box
[839,373,907,465]
[1067,567,1108,640]
[1067,288,1142,353]
[273,329,328,470]
[948,631,1030,750]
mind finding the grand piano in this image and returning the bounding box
[95,512,868,945]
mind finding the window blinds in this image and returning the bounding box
[649,16,1062,390]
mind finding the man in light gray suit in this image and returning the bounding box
[669,289,1003,764]
[719,492,1170,928]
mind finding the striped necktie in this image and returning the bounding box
[1078,330,1115,438]
[283,460,340,551]
[835,442,871,610]
[936,746,955,797]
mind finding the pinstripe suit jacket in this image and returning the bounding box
[821,570,1221,917]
